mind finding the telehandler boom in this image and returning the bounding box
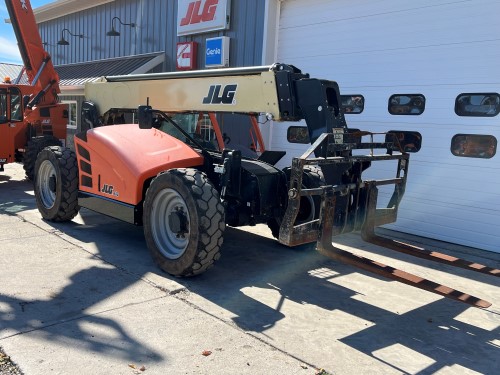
[34,64,499,308]
[0,0,67,178]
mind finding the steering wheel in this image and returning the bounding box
[223,133,231,145]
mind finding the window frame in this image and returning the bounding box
[62,100,78,129]
[388,94,426,115]
[454,93,500,117]
[340,94,365,114]
[450,134,497,159]
[9,87,23,122]
[287,126,310,144]
[0,88,7,123]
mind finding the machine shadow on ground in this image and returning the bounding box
[0,174,165,365]
[191,226,500,375]
[0,267,165,364]
[35,208,500,374]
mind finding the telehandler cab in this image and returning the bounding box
[34,64,499,308]
[1,0,67,179]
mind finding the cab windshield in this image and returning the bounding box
[155,113,220,151]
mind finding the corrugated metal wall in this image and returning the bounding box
[38,0,266,70]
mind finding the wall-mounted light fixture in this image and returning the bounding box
[107,16,136,37]
[57,28,84,45]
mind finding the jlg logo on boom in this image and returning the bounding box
[202,84,237,105]
[180,0,218,26]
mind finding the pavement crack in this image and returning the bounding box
[168,287,187,296]
[170,290,323,372]
[0,295,168,341]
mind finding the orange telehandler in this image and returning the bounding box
[33,64,499,308]
[0,0,67,179]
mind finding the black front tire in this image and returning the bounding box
[24,136,62,181]
[34,146,80,222]
[143,168,225,277]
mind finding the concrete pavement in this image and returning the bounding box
[0,162,499,374]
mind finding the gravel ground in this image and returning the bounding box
[0,347,22,375]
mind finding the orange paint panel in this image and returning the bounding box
[75,124,204,205]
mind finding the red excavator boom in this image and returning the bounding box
[5,0,61,106]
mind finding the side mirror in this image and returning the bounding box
[386,131,422,153]
[138,105,153,129]
[81,101,101,131]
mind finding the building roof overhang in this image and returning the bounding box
[4,0,115,24]
[34,0,116,23]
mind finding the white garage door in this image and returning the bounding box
[273,0,500,252]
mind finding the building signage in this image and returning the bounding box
[176,42,197,70]
[177,0,231,36]
[205,36,230,68]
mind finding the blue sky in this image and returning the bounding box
[0,0,53,64]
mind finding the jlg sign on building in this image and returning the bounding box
[177,0,231,36]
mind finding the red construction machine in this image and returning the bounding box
[0,0,67,179]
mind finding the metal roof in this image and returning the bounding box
[1,53,164,89]
[55,53,164,87]
[0,63,27,84]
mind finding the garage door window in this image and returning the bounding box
[455,93,500,117]
[287,126,309,144]
[451,134,497,159]
[388,94,425,115]
[341,95,364,114]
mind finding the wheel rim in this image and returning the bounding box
[37,159,57,209]
[151,188,190,259]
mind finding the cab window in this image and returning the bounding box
[10,87,22,121]
[159,113,220,151]
[0,89,7,123]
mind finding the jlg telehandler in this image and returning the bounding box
[0,0,67,178]
[33,64,499,308]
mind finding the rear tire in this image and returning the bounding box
[24,136,62,181]
[143,168,225,277]
[267,166,325,239]
[35,146,80,222]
